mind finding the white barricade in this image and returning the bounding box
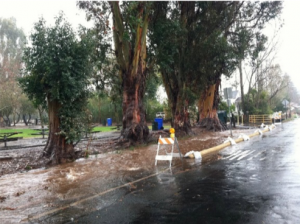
[155,135,182,167]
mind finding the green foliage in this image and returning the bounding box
[19,14,96,143]
[149,2,241,128]
[144,99,164,122]
[218,100,228,111]
[87,70,163,124]
[244,89,273,114]
[150,2,239,91]
[87,94,122,124]
[144,72,162,102]
[218,100,235,114]
[273,100,285,113]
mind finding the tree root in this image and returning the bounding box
[198,118,225,131]
[121,123,149,143]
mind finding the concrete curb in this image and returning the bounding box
[197,124,276,158]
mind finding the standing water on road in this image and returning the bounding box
[1,121,299,223]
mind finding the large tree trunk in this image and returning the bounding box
[121,71,149,142]
[161,71,192,135]
[198,80,224,131]
[110,2,150,143]
[43,99,75,164]
[174,95,192,134]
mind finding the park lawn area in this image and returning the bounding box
[0,124,172,139]
[0,126,118,139]
[0,128,41,138]
[91,126,119,132]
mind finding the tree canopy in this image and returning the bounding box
[149,1,282,132]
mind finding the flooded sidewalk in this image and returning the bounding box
[0,128,255,223]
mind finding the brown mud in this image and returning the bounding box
[0,127,256,223]
[0,127,253,176]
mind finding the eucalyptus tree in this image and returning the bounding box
[19,15,95,164]
[197,1,281,130]
[150,2,238,132]
[150,1,282,132]
[79,1,152,143]
[0,17,26,126]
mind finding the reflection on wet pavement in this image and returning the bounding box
[0,125,288,223]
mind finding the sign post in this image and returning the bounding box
[224,87,233,137]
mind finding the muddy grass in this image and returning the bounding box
[0,127,255,177]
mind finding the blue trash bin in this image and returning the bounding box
[107,118,112,126]
[154,118,163,130]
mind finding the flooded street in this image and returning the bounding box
[78,121,300,224]
[1,122,299,223]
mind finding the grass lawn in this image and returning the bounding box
[0,126,119,139]
[0,124,172,139]
[91,126,119,132]
[0,129,41,138]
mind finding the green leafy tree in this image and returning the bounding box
[150,1,282,132]
[244,89,272,115]
[19,14,95,164]
[150,2,238,132]
[197,2,281,130]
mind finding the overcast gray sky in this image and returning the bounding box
[276,0,300,87]
[1,0,299,92]
[0,0,92,35]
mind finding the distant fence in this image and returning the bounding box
[249,114,272,125]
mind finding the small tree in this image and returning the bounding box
[19,14,95,164]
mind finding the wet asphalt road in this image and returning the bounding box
[49,120,300,224]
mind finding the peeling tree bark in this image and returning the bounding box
[121,70,149,142]
[198,79,224,131]
[110,2,149,143]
